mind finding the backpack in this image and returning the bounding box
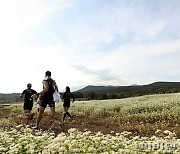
[46,78,55,94]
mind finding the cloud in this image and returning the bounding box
[72,64,127,86]
[97,39,180,84]
[73,65,117,80]
[46,0,178,57]
[0,0,180,93]
[0,0,74,93]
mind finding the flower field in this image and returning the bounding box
[0,93,180,153]
[0,126,179,153]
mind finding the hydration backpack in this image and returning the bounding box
[46,78,55,94]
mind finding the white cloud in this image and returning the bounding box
[0,0,74,93]
[0,0,180,93]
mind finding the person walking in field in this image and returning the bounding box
[34,71,62,129]
[20,83,37,125]
[62,86,75,122]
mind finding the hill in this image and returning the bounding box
[1,81,180,101]
[74,81,180,100]
[0,93,20,102]
[76,82,180,92]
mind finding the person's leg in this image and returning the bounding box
[63,107,71,121]
[29,112,35,120]
[37,98,41,113]
[63,107,67,121]
[36,103,40,113]
[24,102,34,125]
[66,107,72,121]
[36,106,45,127]
[66,111,72,119]
[24,110,31,125]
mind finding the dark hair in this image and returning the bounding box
[45,71,51,77]
[66,86,70,92]
[27,83,32,88]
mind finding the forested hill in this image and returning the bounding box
[77,82,180,93]
[1,82,180,101]
[0,93,20,102]
[74,82,180,100]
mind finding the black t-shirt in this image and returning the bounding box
[42,78,54,102]
[63,92,75,101]
[22,89,37,102]
[43,78,55,94]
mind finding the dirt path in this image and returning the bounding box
[33,114,180,137]
[0,107,180,138]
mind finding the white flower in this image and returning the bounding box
[68,128,77,134]
[53,136,66,143]
[163,130,172,135]
[15,124,23,129]
[88,147,96,153]
[155,129,162,134]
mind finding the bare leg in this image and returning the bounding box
[24,110,31,125]
[36,106,45,126]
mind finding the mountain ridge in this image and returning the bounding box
[75,81,180,93]
[1,81,180,101]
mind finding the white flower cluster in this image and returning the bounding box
[0,127,179,154]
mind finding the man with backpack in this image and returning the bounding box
[34,71,62,129]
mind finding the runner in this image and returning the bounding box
[62,86,75,122]
[20,83,37,125]
[34,71,62,129]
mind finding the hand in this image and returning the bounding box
[31,94,37,100]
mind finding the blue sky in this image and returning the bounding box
[0,0,180,93]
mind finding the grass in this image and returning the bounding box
[1,93,180,153]
[0,93,180,137]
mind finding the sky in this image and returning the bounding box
[0,0,180,93]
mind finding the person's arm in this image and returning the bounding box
[71,92,75,102]
[20,90,25,98]
[54,84,59,92]
[39,81,49,96]
[53,80,59,92]
[34,90,37,94]
[31,90,38,100]
[62,92,66,99]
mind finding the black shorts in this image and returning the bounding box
[40,98,55,108]
[40,93,55,108]
[63,99,70,108]
[24,101,33,111]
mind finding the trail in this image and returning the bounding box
[0,107,180,138]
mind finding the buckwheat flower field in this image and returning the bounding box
[0,126,179,153]
[0,93,180,153]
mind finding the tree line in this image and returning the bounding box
[73,86,180,100]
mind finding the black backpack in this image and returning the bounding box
[46,78,55,94]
